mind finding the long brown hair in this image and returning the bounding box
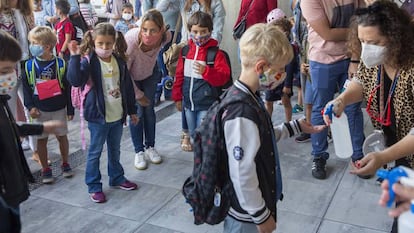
[138,9,167,49]
[184,0,211,14]
[80,23,128,61]
[0,0,33,16]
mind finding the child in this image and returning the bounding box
[55,0,75,61]
[79,0,98,30]
[106,0,128,26]
[264,9,300,122]
[67,23,139,203]
[0,30,63,232]
[22,26,74,184]
[124,9,171,170]
[115,2,136,35]
[33,0,46,26]
[172,11,230,141]
[222,23,324,233]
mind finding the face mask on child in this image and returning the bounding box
[30,44,44,57]
[0,72,17,95]
[258,68,286,91]
[95,47,113,59]
[122,13,132,21]
[190,33,211,47]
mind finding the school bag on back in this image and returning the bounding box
[181,45,233,99]
[71,55,93,150]
[182,87,251,225]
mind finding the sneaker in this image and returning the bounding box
[292,104,304,114]
[327,131,333,143]
[118,180,138,191]
[134,151,147,170]
[312,158,327,179]
[295,133,311,143]
[90,192,106,203]
[41,167,54,184]
[61,162,74,178]
[145,147,162,164]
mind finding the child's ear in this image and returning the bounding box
[255,59,267,74]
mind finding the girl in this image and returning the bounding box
[67,23,139,203]
[124,9,171,170]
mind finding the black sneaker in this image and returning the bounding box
[312,158,327,179]
[295,133,311,143]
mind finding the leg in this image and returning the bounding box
[265,101,274,116]
[85,122,108,193]
[106,120,126,186]
[36,138,49,169]
[282,95,292,122]
[180,109,192,151]
[56,135,69,164]
[184,108,197,139]
[129,103,145,153]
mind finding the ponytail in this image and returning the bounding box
[114,30,128,62]
[80,30,95,56]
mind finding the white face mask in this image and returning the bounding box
[361,43,387,68]
[122,13,132,21]
[259,69,286,91]
[0,72,17,95]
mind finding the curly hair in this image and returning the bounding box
[348,0,414,69]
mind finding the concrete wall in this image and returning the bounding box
[220,0,290,78]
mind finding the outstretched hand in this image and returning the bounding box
[68,40,80,55]
[42,120,65,134]
[350,151,384,176]
[298,119,326,134]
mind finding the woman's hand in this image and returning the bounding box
[350,151,385,176]
[130,114,139,125]
[322,98,345,126]
[379,180,414,217]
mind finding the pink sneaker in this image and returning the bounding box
[118,180,138,191]
[90,192,106,203]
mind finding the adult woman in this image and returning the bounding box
[124,9,171,170]
[324,1,414,177]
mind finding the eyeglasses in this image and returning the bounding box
[366,84,392,126]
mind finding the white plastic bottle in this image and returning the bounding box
[330,112,353,158]
[398,200,414,233]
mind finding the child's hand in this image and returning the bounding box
[175,101,182,112]
[30,107,40,119]
[301,63,309,75]
[130,114,139,125]
[68,41,80,55]
[193,62,206,75]
[67,115,74,121]
[128,24,135,29]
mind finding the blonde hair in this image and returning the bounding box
[28,26,57,47]
[239,23,293,68]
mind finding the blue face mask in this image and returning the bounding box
[190,33,211,47]
[29,44,44,57]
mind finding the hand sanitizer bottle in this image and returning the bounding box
[398,200,414,233]
[330,112,353,158]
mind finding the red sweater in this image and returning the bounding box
[233,0,277,29]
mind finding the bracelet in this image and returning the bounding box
[350,60,360,64]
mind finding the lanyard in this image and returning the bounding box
[377,65,400,120]
[34,58,56,79]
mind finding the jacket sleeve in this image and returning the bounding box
[63,64,74,116]
[172,48,185,102]
[67,55,90,87]
[16,122,43,136]
[142,0,154,12]
[273,119,302,142]
[224,113,271,224]
[22,64,36,111]
[211,0,226,44]
[202,50,231,87]
[124,29,145,100]
[124,64,138,115]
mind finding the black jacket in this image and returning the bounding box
[0,95,40,207]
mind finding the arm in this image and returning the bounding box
[124,64,138,116]
[202,50,230,87]
[16,123,43,136]
[211,0,226,44]
[142,0,154,12]
[63,66,75,116]
[156,0,177,12]
[21,65,36,112]
[67,55,91,87]
[171,49,185,102]
[67,0,80,15]
[224,115,271,225]
[124,29,145,100]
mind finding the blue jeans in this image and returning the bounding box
[309,59,364,160]
[223,216,258,233]
[184,108,207,138]
[129,64,161,153]
[86,120,126,193]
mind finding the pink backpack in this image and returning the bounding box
[70,55,92,150]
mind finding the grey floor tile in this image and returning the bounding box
[325,187,393,231]
[21,196,141,233]
[146,193,223,233]
[318,220,388,233]
[134,224,184,233]
[276,210,321,233]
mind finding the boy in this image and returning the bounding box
[222,23,324,233]
[115,2,136,35]
[55,0,75,61]
[22,26,74,184]
[172,11,230,140]
[0,29,62,232]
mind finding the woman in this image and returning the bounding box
[124,9,171,170]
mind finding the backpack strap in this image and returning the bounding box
[25,57,66,89]
[25,59,36,88]
[56,57,66,89]
[206,46,219,67]
[181,45,190,59]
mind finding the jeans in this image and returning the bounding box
[184,108,207,138]
[309,59,364,160]
[0,197,20,233]
[129,64,161,153]
[86,120,126,193]
[223,216,258,233]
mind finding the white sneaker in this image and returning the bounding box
[134,152,147,170]
[145,147,162,164]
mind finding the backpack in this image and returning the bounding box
[181,45,233,99]
[70,55,93,150]
[25,57,65,90]
[63,19,83,43]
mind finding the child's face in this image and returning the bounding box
[140,20,162,47]
[122,8,133,15]
[29,38,52,56]
[0,60,17,76]
[0,60,18,95]
[94,35,115,50]
[190,24,210,46]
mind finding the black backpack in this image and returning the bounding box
[182,87,253,225]
[181,45,233,99]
